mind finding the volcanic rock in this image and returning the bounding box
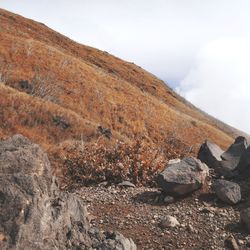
[0,135,92,249]
[156,157,209,196]
[0,135,136,250]
[221,136,247,173]
[213,179,241,205]
[198,140,224,171]
[198,137,248,177]
[236,146,250,174]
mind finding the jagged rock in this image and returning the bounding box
[159,216,180,229]
[0,135,136,250]
[156,157,209,196]
[221,136,247,172]
[236,146,250,174]
[213,179,241,205]
[240,207,250,232]
[0,135,91,250]
[198,137,248,177]
[198,140,224,171]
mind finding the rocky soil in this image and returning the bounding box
[2,134,250,249]
[80,181,250,250]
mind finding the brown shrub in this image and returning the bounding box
[49,135,190,190]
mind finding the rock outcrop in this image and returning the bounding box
[220,136,248,173]
[156,157,209,196]
[0,135,136,250]
[213,179,241,205]
[198,136,248,177]
[197,140,224,171]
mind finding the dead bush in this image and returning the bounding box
[49,134,193,190]
[50,138,168,190]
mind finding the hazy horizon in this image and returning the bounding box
[1,1,250,133]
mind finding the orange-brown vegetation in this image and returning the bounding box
[0,9,246,187]
[50,136,191,189]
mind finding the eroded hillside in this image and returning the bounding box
[0,8,246,186]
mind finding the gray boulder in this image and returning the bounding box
[0,135,136,250]
[213,179,241,205]
[221,136,247,172]
[156,157,209,196]
[198,140,224,171]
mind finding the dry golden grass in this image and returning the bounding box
[0,84,99,144]
[0,8,245,187]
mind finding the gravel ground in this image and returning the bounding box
[76,181,250,250]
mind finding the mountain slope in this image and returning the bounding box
[0,8,247,185]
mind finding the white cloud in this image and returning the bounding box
[177,38,250,133]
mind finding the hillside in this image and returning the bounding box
[0,8,247,186]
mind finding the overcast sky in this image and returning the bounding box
[1,0,250,133]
